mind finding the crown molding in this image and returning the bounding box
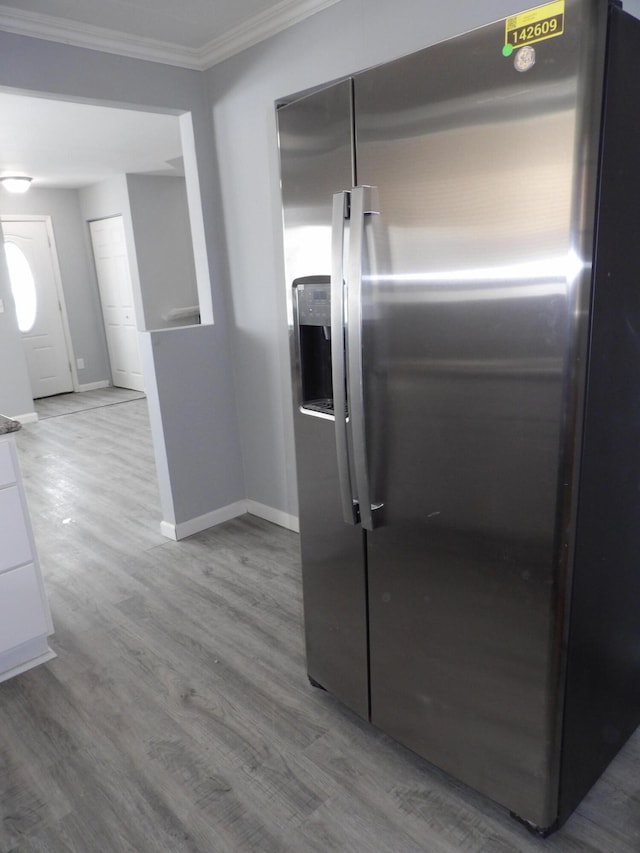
[0,5,202,69]
[199,0,341,67]
[0,0,341,71]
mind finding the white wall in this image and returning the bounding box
[0,224,34,420]
[0,30,245,532]
[79,174,147,340]
[0,187,111,387]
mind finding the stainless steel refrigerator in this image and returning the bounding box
[276,0,640,833]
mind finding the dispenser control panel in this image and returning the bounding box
[293,277,333,416]
[296,282,331,326]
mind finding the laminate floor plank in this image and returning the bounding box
[0,741,68,853]
[0,392,637,851]
[2,647,283,853]
[118,549,307,681]
[34,388,146,420]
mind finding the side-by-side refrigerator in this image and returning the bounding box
[276,0,640,833]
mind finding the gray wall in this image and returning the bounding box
[126,175,199,330]
[3,0,638,524]
[140,325,245,527]
[204,0,541,521]
[79,175,131,224]
[0,187,110,387]
[0,29,245,529]
[205,0,640,522]
[621,0,640,15]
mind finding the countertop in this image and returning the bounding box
[0,415,22,435]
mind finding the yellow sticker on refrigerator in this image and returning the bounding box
[505,1,565,51]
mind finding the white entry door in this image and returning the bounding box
[2,218,74,399]
[89,216,144,392]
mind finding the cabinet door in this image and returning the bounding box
[0,485,32,572]
[0,564,49,651]
[0,442,16,486]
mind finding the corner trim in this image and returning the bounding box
[246,500,300,532]
[13,411,38,424]
[199,0,342,67]
[160,500,248,540]
[77,380,111,392]
[160,500,300,540]
[0,5,203,69]
[0,639,56,684]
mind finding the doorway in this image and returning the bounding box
[89,216,144,392]
[2,216,75,399]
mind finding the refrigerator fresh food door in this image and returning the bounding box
[278,81,370,719]
[353,0,606,828]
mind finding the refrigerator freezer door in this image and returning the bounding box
[278,82,370,719]
[354,0,606,827]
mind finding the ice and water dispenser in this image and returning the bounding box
[293,277,334,415]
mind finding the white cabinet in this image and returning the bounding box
[0,485,33,571]
[0,441,15,483]
[0,431,55,682]
[0,563,51,650]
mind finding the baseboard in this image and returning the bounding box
[246,500,299,532]
[0,637,56,684]
[159,499,300,540]
[77,380,111,392]
[160,500,248,540]
[13,411,38,424]
[159,520,177,540]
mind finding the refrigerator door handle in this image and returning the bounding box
[348,185,382,531]
[331,190,360,525]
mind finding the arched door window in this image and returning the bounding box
[4,241,37,332]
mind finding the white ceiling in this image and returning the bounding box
[0,0,342,189]
[0,0,341,69]
[0,93,184,190]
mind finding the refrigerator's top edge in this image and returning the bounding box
[276,75,351,111]
[276,0,618,111]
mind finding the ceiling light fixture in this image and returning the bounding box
[1,176,32,194]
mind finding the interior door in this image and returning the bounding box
[353,0,601,828]
[2,218,74,399]
[89,216,144,392]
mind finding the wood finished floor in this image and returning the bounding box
[34,388,146,420]
[1,392,639,852]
